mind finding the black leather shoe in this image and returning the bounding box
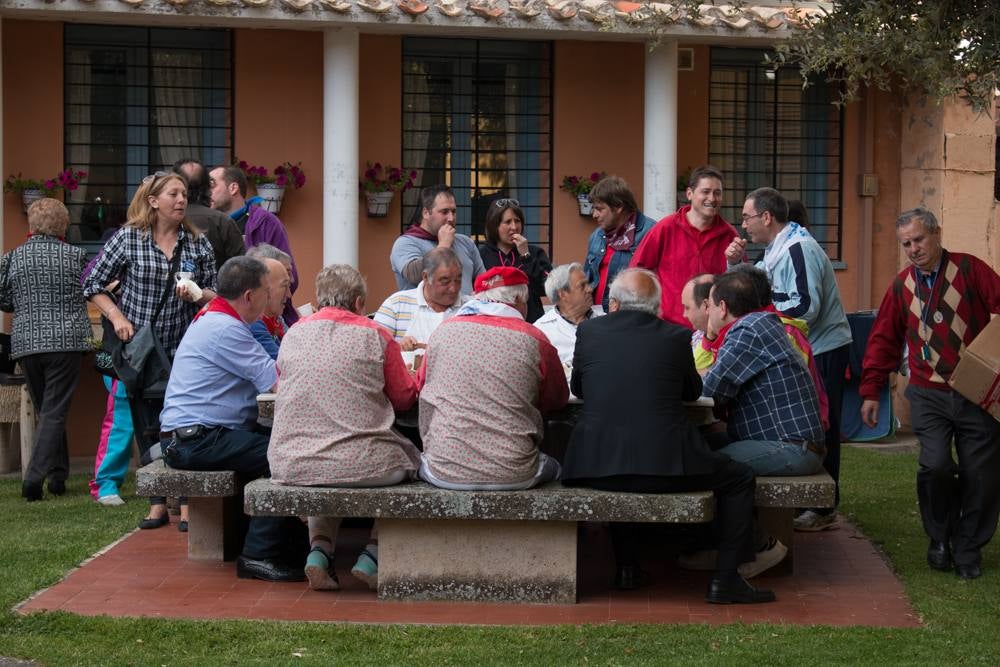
[138,514,169,530]
[955,563,982,580]
[237,556,306,582]
[614,565,649,590]
[22,481,43,502]
[927,540,953,571]
[47,479,66,496]
[706,574,776,604]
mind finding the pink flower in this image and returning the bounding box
[590,172,602,182]
[238,160,248,170]
[44,179,56,190]
[364,168,376,180]
[409,170,417,180]
[294,173,306,188]
[67,181,79,191]
[274,165,286,175]
[275,174,288,187]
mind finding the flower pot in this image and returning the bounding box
[366,191,395,218]
[21,189,44,213]
[256,183,285,214]
[577,193,593,216]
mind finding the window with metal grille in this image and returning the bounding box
[64,25,232,253]
[708,48,843,262]
[402,37,553,254]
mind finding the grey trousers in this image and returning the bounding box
[907,384,1000,566]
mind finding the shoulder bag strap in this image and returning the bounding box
[150,238,184,326]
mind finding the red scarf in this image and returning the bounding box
[605,212,637,251]
[192,297,243,323]
[403,224,437,241]
[701,318,738,357]
[262,315,285,340]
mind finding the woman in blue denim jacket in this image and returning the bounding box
[583,176,656,311]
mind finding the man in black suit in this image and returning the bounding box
[562,268,775,604]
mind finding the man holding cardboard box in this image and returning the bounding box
[860,207,1000,580]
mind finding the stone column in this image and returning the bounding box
[899,97,999,270]
[323,28,360,267]
[643,40,678,220]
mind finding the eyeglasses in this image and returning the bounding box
[494,198,520,208]
[142,171,170,185]
[741,212,764,223]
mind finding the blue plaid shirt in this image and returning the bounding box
[702,311,824,444]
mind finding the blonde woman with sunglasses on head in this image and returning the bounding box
[84,171,218,529]
[478,198,552,323]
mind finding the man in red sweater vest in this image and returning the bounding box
[860,207,1000,580]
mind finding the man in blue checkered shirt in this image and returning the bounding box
[701,271,826,476]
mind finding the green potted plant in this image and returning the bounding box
[236,160,307,215]
[560,171,606,216]
[360,162,417,217]
[4,169,87,213]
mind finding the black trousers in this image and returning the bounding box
[814,342,850,510]
[21,352,83,486]
[567,459,757,574]
[907,384,1000,567]
[164,426,307,562]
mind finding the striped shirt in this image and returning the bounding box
[373,282,468,343]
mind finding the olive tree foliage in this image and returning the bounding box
[771,0,1000,113]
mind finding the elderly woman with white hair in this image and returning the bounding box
[0,198,92,501]
[417,266,569,491]
[267,264,420,592]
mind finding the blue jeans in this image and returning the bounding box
[719,440,823,476]
[165,426,306,561]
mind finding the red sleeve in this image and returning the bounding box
[415,350,428,391]
[537,336,569,414]
[859,282,906,401]
[380,333,418,411]
[629,218,665,270]
[972,255,1000,314]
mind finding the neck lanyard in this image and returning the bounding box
[913,266,939,360]
[497,248,518,268]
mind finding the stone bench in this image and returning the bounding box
[245,480,712,604]
[244,472,835,603]
[136,460,239,561]
[754,473,837,574]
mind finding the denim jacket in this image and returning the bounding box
[584,212,656,311]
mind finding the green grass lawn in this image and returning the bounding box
[1,446,999,665]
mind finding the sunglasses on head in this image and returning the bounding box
[494,198,520,208]
[142,170,171,185]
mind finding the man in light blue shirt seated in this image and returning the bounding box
[161,256,306,583]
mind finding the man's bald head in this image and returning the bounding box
[608,268,661,316]
[682,273,714,332]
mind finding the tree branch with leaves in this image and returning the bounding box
[772,0,999,112]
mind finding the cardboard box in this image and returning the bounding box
[949,317,1000,421]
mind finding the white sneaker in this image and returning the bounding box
[738,538,788,578]
[97,494,125,506]
[794,510,839,532]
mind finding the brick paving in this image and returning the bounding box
[18,517,920,627]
